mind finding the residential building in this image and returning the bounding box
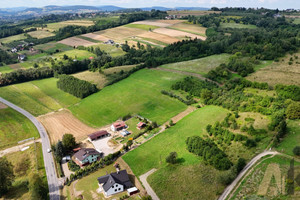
[111,121,127,132]
[73,148,101,167]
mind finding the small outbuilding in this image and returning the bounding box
[137,122,146,129]
[120,130,130,137]
[88,130,110,141]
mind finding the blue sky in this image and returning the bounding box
[0,0,299,9]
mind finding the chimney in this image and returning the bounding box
[117,167,120,174]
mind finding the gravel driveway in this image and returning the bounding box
[91,137,115,156]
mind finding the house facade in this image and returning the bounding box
[73,148,101,167]
[111,121,127,132]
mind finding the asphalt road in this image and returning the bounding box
[218,150,278,200]
[0,97,60,200]
[139,168,160,200]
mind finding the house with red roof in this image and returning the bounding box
[111,121,127,132]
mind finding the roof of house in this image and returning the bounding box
[74,148,100,161]
[97,170,133,192]
[137,122,146,127]
[88,130,109,140]
[112,121,126,129]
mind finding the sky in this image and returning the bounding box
[0,0,299,9]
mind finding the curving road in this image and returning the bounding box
[218,150,278,200]
[0,97,60,200]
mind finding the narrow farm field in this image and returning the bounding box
[0,107,39,150]
[82,33,109,42]
[122,106,229,177]
[27,30,55,39]
[244,88,276,97]
[54,49,96,60]
[46,20,94,31]
[0,78,79,116]
[220,23,257,29]
[167,10,221,16]
[35,42,73,53]
[0,65,14,74]
[69,69,188,127]
[276,120,300,157]
[138,31,180,44]
[153,27,203,40]
[58,36,97,47]
[161,54,231,75]
[2,143,48,200]
[231,155,300,199]
[131,20,174,27]
[91,43,125,57]
[247,52,300,86]
[168,22,207,37]
[0,33,27,43]
[124,23,160,30]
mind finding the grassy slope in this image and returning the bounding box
[69,69,187,127]
[220,23,257,29]
[0,33,27,43]
[0,107,39,150]
[0,78,79,116]
[277,120,300,156]
[161,54,231,75]
[124,24,160,30]
[92,43,125,57]
[27,30,55,39]
[122,106,228,176]
[53,49,96,60]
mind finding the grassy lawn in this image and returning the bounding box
[126,117,143,136]
[220,23,257,29]
[53,49,96,60]
[161,54,231,75]
[35,42,73,54]
[0,33,27,44]
[0,65,14,74]
[277,120,300,156]
[3,143,48,199]
[27,30,55,39]
[122,106,229,176]
[0,107,39,150]
[254,60,273,71]
[69,69,188,127]
[0,78,80,116]
[124,24,160,31]
[91,43,125,57]
[292,18,300,24]
[244,88,276,97]
[231,155,300,199]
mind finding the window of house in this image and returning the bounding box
[118,188,121,191]
[112,185,114,188]
[115,189,117,192]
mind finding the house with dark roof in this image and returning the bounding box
[111,121,127,132]
[88,130,110,141]
[73,148,101,167]
[97,169,133,196]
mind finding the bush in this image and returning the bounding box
[166,152,178,164]
[68,160,80,172]
[286,102,300,119]
[293,146,300,156]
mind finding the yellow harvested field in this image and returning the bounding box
[58,36,97,47]
[38,109,98,143]
[73,71,107,89]
[82,33,110,42]
[131,20,173,27]
[138,32,180,44]
[60,20,95,26]
[94,26,147,42]
[28,30,55,39]
[153,27,204,40]
[155,20,184,24]
[170,23,207,36]
[167,10,221,16]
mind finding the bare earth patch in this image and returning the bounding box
[82,33,110,42]
[58,36,97,47]
[153,27,203,40]
[37,109,98,143]
[0,102,8,109]
[138,32,180,44]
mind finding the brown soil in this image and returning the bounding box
[58,36,96,47]
[37,109,98,143]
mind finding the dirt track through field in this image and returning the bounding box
[58,36,97,47]
[37,109,98,143]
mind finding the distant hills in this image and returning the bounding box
[0,5,209,16]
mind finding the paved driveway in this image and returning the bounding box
[91,137,115,156]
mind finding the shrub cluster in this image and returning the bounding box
[57,75,98,99]
[68,160,80,172]
[161,90,196,105]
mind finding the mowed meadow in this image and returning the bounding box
[69,69,188,127]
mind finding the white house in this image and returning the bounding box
[97,169,133,197]
[73,148,101,167]
[111,121,127,132]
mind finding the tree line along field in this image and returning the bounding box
[69,69,188,127]
[0,107,39,150]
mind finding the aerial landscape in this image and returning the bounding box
[0,0,300,200]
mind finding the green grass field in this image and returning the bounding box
[122,105,228,176]
[92,43,125,57]
[161,54,231,75]
[69,69,188,127]
[27,30,55,39]
[0,78,80,116]
[53,49,96,60]
[124,24,160,31]
[35,42,73,54]
[220,23,257,29]
[254,60,273,71]
[292,18,300,24]
[0,65,14,74]
[277,120,300,156]
[0,107,39,150]
[0,33,27,43]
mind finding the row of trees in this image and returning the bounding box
[161,90,196,105]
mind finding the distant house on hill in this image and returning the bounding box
[73,148,101,167]
[111,121,127,132]
[97,169,133,197]
[18,54,26,61]
[88,130,110,141]
[105,40,115,45]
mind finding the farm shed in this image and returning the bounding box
[111,121,127,132]
[88,130,110,141]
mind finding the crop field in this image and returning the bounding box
[58,36,97,47]
[276,120,300,156]
[168,22,207,37]
[38,109,98,143]
[0,65,14,74]
[46,20,94,31]
[124,23,160,30]
[153,27,202,39]
[81,33,109,42]
[27,30,55,39]
[220,22,257,29]
[35,42,73,53]
[247,52,300,86]
[0,78,80,116]
[0,107,39,150]
[167,10,221,16]
[231,155,300,199]
[161,54,231,75]
[91,43,125,57]
[138,31,180,44]
[69,69,187,127]
[2,143,47,199]
[53,49,96,60]
[131,20,176,27]
[0,33,27,43]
